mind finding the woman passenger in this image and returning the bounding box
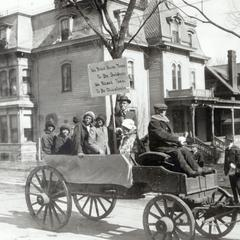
[96,114,110,155]
[72,111,104,155]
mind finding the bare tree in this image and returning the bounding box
[54,0,240,61]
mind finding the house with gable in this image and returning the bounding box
[144,0,240,158]
[0,0,150,161]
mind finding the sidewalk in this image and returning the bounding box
[0,160,39,186]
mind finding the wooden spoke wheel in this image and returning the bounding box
[194,187,237,239]
[25,166,72,231]
[143,194,195,240]
[73,193,116,220]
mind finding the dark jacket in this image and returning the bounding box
[109,109,137,129]
[224,144,240,175]
[54,134,72,154]
[41,131,56,154]
[148,114,179,152]
[71,122,101,154]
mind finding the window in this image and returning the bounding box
[0,116,8,143]
[0,27,7,48]
[172,30,180,43]
[191,70,196,89]
[22,69,31,95]
[188,33,193,47]
[10,115,18,143]
[0,27,6,40]
[61,18,70,41]
[172,64,177,89]
[0,70,8,97]
[61,63,72,92]
[0,114,19,143]
[9,69,17,96]
[128,60,134,89]
[177,64,182,90]
[23,114,33,142]
[172,64,182,90]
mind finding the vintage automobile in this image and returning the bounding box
[25,152,240,240]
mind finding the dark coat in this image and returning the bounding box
[71,122,101,155]
[41,131,56,154]
[224,144,240,175]
[54,134,72,154]
[148,114,179,152]
[109,109,137,129]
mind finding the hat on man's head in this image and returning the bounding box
[154,103,168,110]
[83,111,96,121]
[117,95,131,104]
[60,125,70,132]
[45,121,55,130]
[121,119,136,131]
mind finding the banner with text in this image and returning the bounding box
[88,58,130,97]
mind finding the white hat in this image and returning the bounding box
[121,119,136,131]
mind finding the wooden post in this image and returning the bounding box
[191,104,196,139]
[37,137,41,162]
[110,95,118,153]
[211,106,215,142]
[231,108,235,141]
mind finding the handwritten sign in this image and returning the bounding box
[88,58,130,97]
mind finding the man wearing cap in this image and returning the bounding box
[224,134,240,203]
[108,95,137,153]
[148,103,204,177]
[41,121,56,155]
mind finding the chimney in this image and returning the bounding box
[228,50,237,90]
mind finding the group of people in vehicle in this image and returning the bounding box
[41,94,216,177]
[41,95,138,158]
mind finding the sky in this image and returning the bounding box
[0,0,240,64]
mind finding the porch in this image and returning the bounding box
[165,88,240,162]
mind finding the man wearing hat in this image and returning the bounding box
[224,134,240,203]
[41,121,56,155]
[108,95,137,153]
[148,103,205,177]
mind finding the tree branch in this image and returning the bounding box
[102,3,119,37]
[117,0,137,56]
[125,0,165,49]
[166,0,209,24]
[93,0,113,38]
[67,0,113,55]
[180,0,240,38]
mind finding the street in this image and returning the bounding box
[0,178,240,240]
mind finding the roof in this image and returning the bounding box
[206,65,239,94]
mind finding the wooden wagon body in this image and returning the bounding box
[25,152,239,240]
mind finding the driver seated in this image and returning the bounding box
[148,103,213,177]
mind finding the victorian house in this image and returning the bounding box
[0,0,150,161]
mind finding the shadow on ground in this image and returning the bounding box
[0,210,239,240]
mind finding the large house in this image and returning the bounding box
[0,0,150,161]
[1,0,236,161]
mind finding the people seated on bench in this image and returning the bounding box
[224,134,240,203]
[148,103,212,177]
[41,121,56,155]
[72,111,105,156]
[54,125,72,154]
